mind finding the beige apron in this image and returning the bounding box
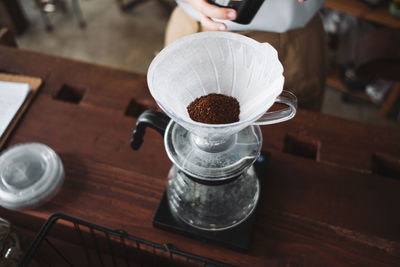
[165,7,329,111]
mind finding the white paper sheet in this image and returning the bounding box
[0,81,30,138]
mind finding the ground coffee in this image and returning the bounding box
[187,93,240,124]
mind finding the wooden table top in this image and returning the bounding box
[1,45,400,266]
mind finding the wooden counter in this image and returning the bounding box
[1,46,400,266]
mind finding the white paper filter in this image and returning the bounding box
[147,32,284,137]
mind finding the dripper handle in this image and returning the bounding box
[254,90,297,125]
[130,110,170,150]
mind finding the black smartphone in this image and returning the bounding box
[208,0,265,24]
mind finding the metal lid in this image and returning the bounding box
[0,143,64,210]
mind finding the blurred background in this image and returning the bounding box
[1,0,400,128]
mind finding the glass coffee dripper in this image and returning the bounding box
[131,32,297,231]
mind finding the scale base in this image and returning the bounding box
[153,151,270,252]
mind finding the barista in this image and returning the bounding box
[165,0,328,112]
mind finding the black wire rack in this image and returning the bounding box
[19,213,234,267]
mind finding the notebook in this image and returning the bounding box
[0,81,30,138]
[0,73,42,149]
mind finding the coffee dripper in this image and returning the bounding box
[131,32,297,231]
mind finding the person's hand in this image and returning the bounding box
[180,0,237,31]
[181,0,306,30]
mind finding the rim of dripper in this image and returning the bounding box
[147,31,283,129]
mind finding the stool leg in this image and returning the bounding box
[57,0,68,13]
[34,0,53,31]
[71,0,85,28]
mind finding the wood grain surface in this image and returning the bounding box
[0,46,400,266]
[324,0,400,29]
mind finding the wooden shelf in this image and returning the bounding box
[326,70,374,102]
[324,0,400,28]
[324,0,400,117]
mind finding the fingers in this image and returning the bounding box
[191,0,236,31]
[199,13,227,30]
[193,0,237,20]
[184,0,237,31]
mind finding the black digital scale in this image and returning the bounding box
[153,152,271,252]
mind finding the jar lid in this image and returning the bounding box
[0,143,64,210]
[165,122,262,182]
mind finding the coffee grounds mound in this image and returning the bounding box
[187,93,240,124]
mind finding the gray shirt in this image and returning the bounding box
[177,0,325,33]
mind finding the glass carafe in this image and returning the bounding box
[131,31,297,231]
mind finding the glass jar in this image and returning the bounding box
[167,165,260,231]
[0,218,23,266]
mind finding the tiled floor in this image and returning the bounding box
[16,0,400,129]
[17,0,170,73]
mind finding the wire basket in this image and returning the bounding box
[20,213,233,267]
